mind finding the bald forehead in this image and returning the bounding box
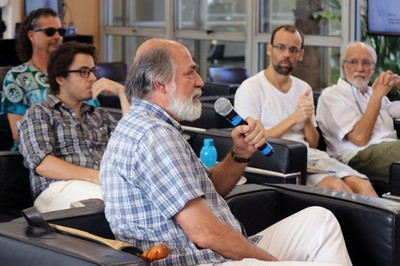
[345,43,373,59]
[134,39,185,61]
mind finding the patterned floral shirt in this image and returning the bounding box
[1,62,49,116]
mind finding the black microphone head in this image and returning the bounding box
[214,98,233,117]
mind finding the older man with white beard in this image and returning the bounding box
[317,41,400,178]
[99,38,352,266]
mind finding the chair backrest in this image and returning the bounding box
[0,66,12,94]
[208,67,249,84]
[96,62,128,83]
[95,62,128,109]
[180,102,232,130]
[201,82,239,97]
[0,151,32,222]
[0,114,13,151]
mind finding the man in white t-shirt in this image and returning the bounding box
[235,25,377,196]
[316,42,400,178]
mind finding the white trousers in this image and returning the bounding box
[202,206,351,266]
[34,180,102,213]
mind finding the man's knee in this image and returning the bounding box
[316,177,352,192]
[344,176,375,193]
[301,206,335,222]
[353,177,370,186]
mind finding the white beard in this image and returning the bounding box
[168,82,202,122]
[344,67,369,91]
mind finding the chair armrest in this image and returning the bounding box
[394,118,400,138]
[0,221,144,266]
[247,137,307,184]
[189,129,307,184]
[41,203,115,240]
[266,183,400,266]
[390,161,400,196]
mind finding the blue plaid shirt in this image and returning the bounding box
[18,95,117,199]
[100,98,260,265]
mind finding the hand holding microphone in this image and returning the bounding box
[214,98,274,156]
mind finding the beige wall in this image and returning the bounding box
[9,0,99,47]
[63,0,99,48]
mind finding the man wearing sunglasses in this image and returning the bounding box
[235,25,377,197]
[0,8,98,151]
[17,41,130,213]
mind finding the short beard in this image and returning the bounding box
[343,68,369,91]
[273,63,293,76]
[168,83,202,122]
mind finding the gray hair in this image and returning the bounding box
[340,41,377,78]
[125,47,176,100]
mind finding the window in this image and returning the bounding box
[177,0,246,32]
[99,0,353,90]
[180,39,245,81]
[107,0,165,27]
[259,0,342,36]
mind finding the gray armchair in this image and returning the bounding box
[226,183,400,266]
[0,184,399,265]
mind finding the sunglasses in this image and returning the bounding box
[32,27,66,37]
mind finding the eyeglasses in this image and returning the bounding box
[272,44,302,55]
[68,67,100,78]
[343,59,374,69]
[32,27,66,37]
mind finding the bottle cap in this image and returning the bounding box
[203,138,214,146]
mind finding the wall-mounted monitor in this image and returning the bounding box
[367,0,400,36]
[23,0,64,22]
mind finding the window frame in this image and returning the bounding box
[98,0,357,88]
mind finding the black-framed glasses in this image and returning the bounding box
[68,67,100,78]
[343,59,374,69]
[32,27,66,37]
[272,44,302,55]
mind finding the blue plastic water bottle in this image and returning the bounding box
[200,138,217,168]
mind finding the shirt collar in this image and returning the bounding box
[46,94,95,113]
[338,77,372,96]
[131,98,183,133]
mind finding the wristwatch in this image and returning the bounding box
[230,150,251,163]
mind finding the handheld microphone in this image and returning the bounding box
[214,98,274,156]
